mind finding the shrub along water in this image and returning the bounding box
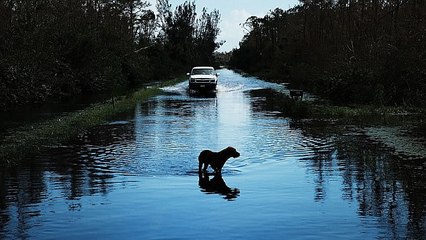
[0,79,183,165]
[258,89,426,122]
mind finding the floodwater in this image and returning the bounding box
[0,69,425,239]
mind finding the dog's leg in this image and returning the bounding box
[198,151,205,173]
[198,162,203,172]
[198,159,208,172]
[214,160,226,174]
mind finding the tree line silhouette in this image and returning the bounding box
[0,0,221,111]
[229,0,426,106]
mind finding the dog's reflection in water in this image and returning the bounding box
[198,172,240,200]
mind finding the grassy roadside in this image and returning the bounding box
[270,92,426,159]
[260,90,425,119]
[0,78,184,165]
[320,102,421,119]
[234,68,426,121]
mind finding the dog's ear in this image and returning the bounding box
[228,146,238,153]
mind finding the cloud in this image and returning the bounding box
[140,1,259,52]
[218,9,255,52]
[146,0,156,9]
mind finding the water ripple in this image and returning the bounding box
[2,68,424,240]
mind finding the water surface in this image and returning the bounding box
[0,69,424,239]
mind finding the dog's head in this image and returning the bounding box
[226,147,240,158]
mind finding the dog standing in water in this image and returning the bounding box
[198,147,240,174]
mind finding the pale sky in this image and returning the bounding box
[147,0,299,52]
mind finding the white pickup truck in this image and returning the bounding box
[187,66,218,91]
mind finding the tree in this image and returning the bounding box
[229,0,426,106]
[0,0,222,111]
[195,8,222,64]
[156,0,221,70]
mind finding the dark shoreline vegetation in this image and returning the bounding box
[228,0,426,107]
[249,87,425,126]
[0,78,183,165]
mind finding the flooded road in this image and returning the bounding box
[1,69,425,239]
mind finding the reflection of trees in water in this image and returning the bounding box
[309,150,333,202]
[0,164,46,239]
[0,122,136,238]
[293,121,425,239]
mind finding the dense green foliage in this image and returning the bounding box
[0,0,221,111]
[229,0,426,106]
